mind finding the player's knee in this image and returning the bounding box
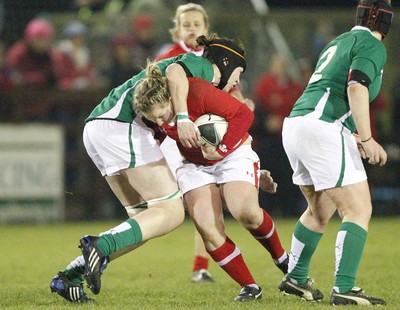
[233,206,263,229]
[167,201,185,224]
[151,190,185,224]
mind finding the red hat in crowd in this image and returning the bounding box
[132,15,154,30]
[24,19,54,41]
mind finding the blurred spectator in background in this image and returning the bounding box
[252,53,304,216]
[156,2,253,109]
[54,20,106,188]
[131,14,160,69]
[361,92,389,192]
[253,53,303,138]
[5,18,62,88]
[311,20,336,66]
[5,18,66,121]
[0,40,15,121]
[369,93,388,142]
[392,68,400,145]
[104,34,141,88]
[0,40,14,90]
[389,69,400,190]
[57,20,97,90]
[155,2,208,60]
[297,57,314,88]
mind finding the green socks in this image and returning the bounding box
[63,256,86,285]
[97,218,143,256]
[64,266,85,285]
[63,219,143,285]
[333,222,367,293]
[288,220,367,293]
[289,221,323,284]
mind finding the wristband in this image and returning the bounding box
[361,136,372,143]
[177,118,193,123]
[176,112,190,122]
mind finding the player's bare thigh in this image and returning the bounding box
[184,184,225,250]
[299,181,372,231]
[299,185,337,232]
[324,180,372,230]
[105,158,179,206]
[221,181,263,230]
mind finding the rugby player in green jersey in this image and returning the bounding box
[49,34,257,303]
[279,0,393,306]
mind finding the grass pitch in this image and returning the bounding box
[1,216,399,309]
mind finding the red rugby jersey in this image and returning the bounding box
[160,77,253,165]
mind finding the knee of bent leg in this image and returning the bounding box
[233,206,263,230]
[157,195,185,226]
[171,199,185,223]
[141,189,186,225]
[339,201,372,225]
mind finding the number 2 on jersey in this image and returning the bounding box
[309,45,337,84]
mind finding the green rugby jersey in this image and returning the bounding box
[290,26,387,133]
[86,53,214,123]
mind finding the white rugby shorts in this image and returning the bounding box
[176,144,260,195]
[160,135,184,180]
[83,118,164,176]
[282,117,367,191]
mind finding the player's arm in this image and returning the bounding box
[197,79,254,157]
[215,97,254,157]
[165,63,200,148]
[347,70,371,142]
[347,75,387,166]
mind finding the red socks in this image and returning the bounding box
[192,255,208,272]
[208,237,255,287]
[249,210,285,260]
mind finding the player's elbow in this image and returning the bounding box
[165,63,185,82]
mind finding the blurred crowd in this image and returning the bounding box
[1,13,397,134]
[1,17,396,111]
[0,16,153,92]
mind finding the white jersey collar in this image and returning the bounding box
[178,40,204,56]
[351,26,372,34]
[351,26,382,41]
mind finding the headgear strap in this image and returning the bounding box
[209,43,246,60]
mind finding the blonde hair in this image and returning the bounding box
[133,60,170,114]
[169,3,209,42]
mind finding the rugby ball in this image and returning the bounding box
[194,114,228,147]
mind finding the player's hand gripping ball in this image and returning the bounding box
[194,114,228,147]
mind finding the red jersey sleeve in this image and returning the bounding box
[187,78,254,157]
